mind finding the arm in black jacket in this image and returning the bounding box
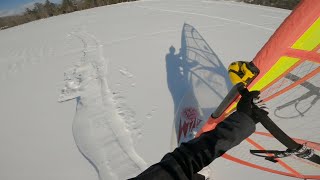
[131,111,255,180]
[131,91,258,180]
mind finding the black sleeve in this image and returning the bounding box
[130,112,256,180]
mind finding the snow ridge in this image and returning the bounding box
[59,31,147,180]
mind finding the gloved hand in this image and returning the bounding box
[252,95,269,113]
[251,95,269,123]
[236,87,260,117]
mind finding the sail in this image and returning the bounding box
[197,0,320,179]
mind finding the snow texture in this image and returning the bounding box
[60,31,147,179]
[0,0,299,180]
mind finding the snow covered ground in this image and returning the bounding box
[0,0,299,179]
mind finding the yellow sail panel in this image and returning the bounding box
[251,56,300,91]
[292,18,320,51]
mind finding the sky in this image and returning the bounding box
[0,0,61,17]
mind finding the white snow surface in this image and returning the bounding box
[0,0,297,180]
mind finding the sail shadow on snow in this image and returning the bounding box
[166,23,232,146]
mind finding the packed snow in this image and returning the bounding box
[0,0,300,180]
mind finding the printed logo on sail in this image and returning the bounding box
[178,107,202,143]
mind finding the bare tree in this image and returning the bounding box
[0,0,138,30]
[44,0,58,16]
[60,0,77,13]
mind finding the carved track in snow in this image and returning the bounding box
[60,31,146,180]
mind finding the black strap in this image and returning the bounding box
[308,154,320,165]
[250,108,320,164]
[250,150,291,163]
[258,115,299,150]
[250,147,320,165]
[252,110,320,165]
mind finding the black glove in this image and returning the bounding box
[251,102,269,123]
[237,88,260,117]
[249,92,269,123]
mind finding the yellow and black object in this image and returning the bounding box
[228,61,260,86]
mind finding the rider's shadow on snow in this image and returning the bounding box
[166,23,233,118]
[165,46,189,114]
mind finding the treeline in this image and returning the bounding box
[242,0,301,10]
[0,0,136,30]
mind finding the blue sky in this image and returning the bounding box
[0,0,61,16]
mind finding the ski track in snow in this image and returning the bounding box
[202,0,290,14]
[136,5,275,31]
[119,67,134,78]
[59,31,147,180]
[103,24,227,46]
[260,14,285,20]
